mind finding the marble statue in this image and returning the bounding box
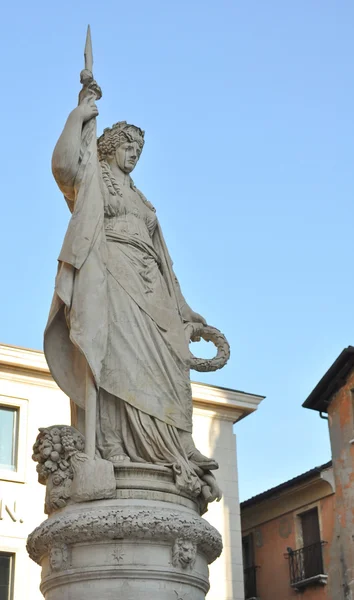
[28,27,226,600]
[43,26,229,508]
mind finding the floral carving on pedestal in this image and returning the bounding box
[112,546,125,564]
[172,539,197,570]
[27,505,222,566]
[32,425,85,514]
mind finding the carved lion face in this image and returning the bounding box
[172,538,197,569]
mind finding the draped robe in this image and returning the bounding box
[44,120,203,497]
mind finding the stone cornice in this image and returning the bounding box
[0,344,264,421]
[191,382,264,423]
[0,343,48,373]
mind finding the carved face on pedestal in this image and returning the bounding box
[49,544,69,572]
[172,538,197,570]
[115,141,141,174]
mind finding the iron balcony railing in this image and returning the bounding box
[287,541,327,586]
[244,565,258,599]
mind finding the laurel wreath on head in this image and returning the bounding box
[188,324,230,372]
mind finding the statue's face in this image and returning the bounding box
[115,141,141,173]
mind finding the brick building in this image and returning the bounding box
[241,462,334,599]
[241,346,354,600]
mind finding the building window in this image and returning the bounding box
[0,407,18,472]
[287,507,327,590]
[243,533,258,599]
[300,508,321,550]
[0,552,14,600]
[0,396,28,483]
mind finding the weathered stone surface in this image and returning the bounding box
[27,500,222,566]
[32,425,116,514]
[27,496,222,600]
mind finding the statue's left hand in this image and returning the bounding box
[181,306,206,326]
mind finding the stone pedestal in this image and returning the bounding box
[27,464,222,600]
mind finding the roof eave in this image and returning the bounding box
[302,346,354,413]
[241,461,332,509]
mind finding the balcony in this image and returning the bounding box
[286,541,328,591]
[244,565,259,599]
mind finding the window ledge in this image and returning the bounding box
[291,574,328,591]
[0,470,26,484]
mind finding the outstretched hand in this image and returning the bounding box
[181,306,207,326]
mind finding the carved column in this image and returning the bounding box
[27,451,222,600]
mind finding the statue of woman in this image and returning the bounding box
[44,77,222,505]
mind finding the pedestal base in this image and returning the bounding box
[27,464,222,600]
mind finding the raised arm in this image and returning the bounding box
[52,94,98,200]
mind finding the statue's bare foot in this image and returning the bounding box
[108,454,131,466]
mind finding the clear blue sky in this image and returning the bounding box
[1,0,353,501]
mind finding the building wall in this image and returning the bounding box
[326,369,354,599]
[193,402,243,600]
[242,475,335,600]
[0,349,70,600]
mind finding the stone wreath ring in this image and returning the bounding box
[186,323,231,372]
